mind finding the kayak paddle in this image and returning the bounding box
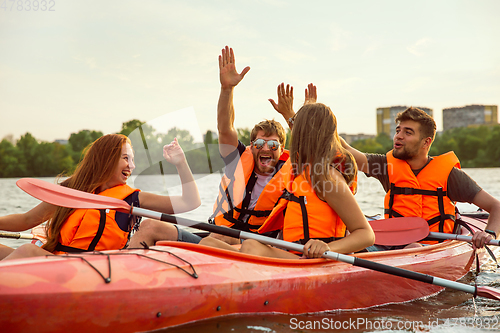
[368,219,499,246]
[368,217,428,245]
[16,178,500,301]
[16,179,430,246]
[427,231,499,246]
[0,231,35,240]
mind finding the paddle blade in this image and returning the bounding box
[476,286,500,301]
[369,217,429,246]
[16,178,130,211]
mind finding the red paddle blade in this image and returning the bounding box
[16,178,130,212]
[477,286,500,301]
[369,217,429,246]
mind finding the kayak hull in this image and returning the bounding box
[0,238,475,332]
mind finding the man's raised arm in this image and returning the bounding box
[339,137,370,174]
[217,46,250,158]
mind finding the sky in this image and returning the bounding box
[1,0,499,143]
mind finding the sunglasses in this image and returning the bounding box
[251,139,280,151]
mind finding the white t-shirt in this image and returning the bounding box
[248,173,273,209]
[239,173,273,222]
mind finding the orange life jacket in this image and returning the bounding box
[259,160,356,244]
[209,147,290,233]
[55,184,140,254]
[384,151,460,241]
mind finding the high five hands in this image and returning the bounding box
[269,83,317,127]
[268,83,294,121]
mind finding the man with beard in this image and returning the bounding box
[199,46,289,248]
[340,107,500,250]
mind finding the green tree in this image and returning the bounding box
[68,130,103,164]
[350,133,393,155]
[16,132,39,176]
[33,142,58,177]
[483,126,500,167]
[375,133,393,152]
[52,142,75,175]
[0,139,25,177]
[119,119,144,137]
[284,128,291,150]
[237,128,251,146]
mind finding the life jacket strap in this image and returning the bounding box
[295,237,343,245]
[278,189,311,242]
[387,183,454,235]
[390,185,447,196]
[233,206,273,217]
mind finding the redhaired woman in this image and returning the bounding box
[0,134,200,260]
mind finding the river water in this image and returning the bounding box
[1,168,499,332]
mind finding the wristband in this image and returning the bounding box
[287,114,296,127]
[484,229,497,238]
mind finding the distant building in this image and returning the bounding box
[54,139,68,145]
[376,106,433,138]
[442,105,498,131]
[339,133,376,145]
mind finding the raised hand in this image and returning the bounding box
[304,83,317,105]
[268,82,295,121]
[219,46,250,90]
[163,138,186,167]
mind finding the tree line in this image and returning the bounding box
[351,125,500,168]
[0,119,281,178]
[1,121,498,178]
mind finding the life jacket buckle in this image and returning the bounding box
[282,189,293,201]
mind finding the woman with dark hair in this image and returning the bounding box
[241,102,375,258]
[0,134,200,260]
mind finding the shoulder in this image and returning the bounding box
[447,167,482,202]
[222,140,246,165]
[236,140,246,155]
[329,165,348,185]
[449,167,478,184]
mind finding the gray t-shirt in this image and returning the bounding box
[365,153,482,203]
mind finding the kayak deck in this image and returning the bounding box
[0,239,475,332]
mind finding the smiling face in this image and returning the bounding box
[251,131,283,175]
[104,143,135,190]
[392,120,428,160]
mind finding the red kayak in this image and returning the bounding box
[0,237,476,332]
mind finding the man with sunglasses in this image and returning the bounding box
[201,46,290,248]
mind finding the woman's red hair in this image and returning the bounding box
[43,134,131,252]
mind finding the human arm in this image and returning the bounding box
[339,137,370,174]
[217,46,250,158]
[139,139,201,214]
[470,190,500,248]
[302,169,375,258]
[0,202,56,232]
